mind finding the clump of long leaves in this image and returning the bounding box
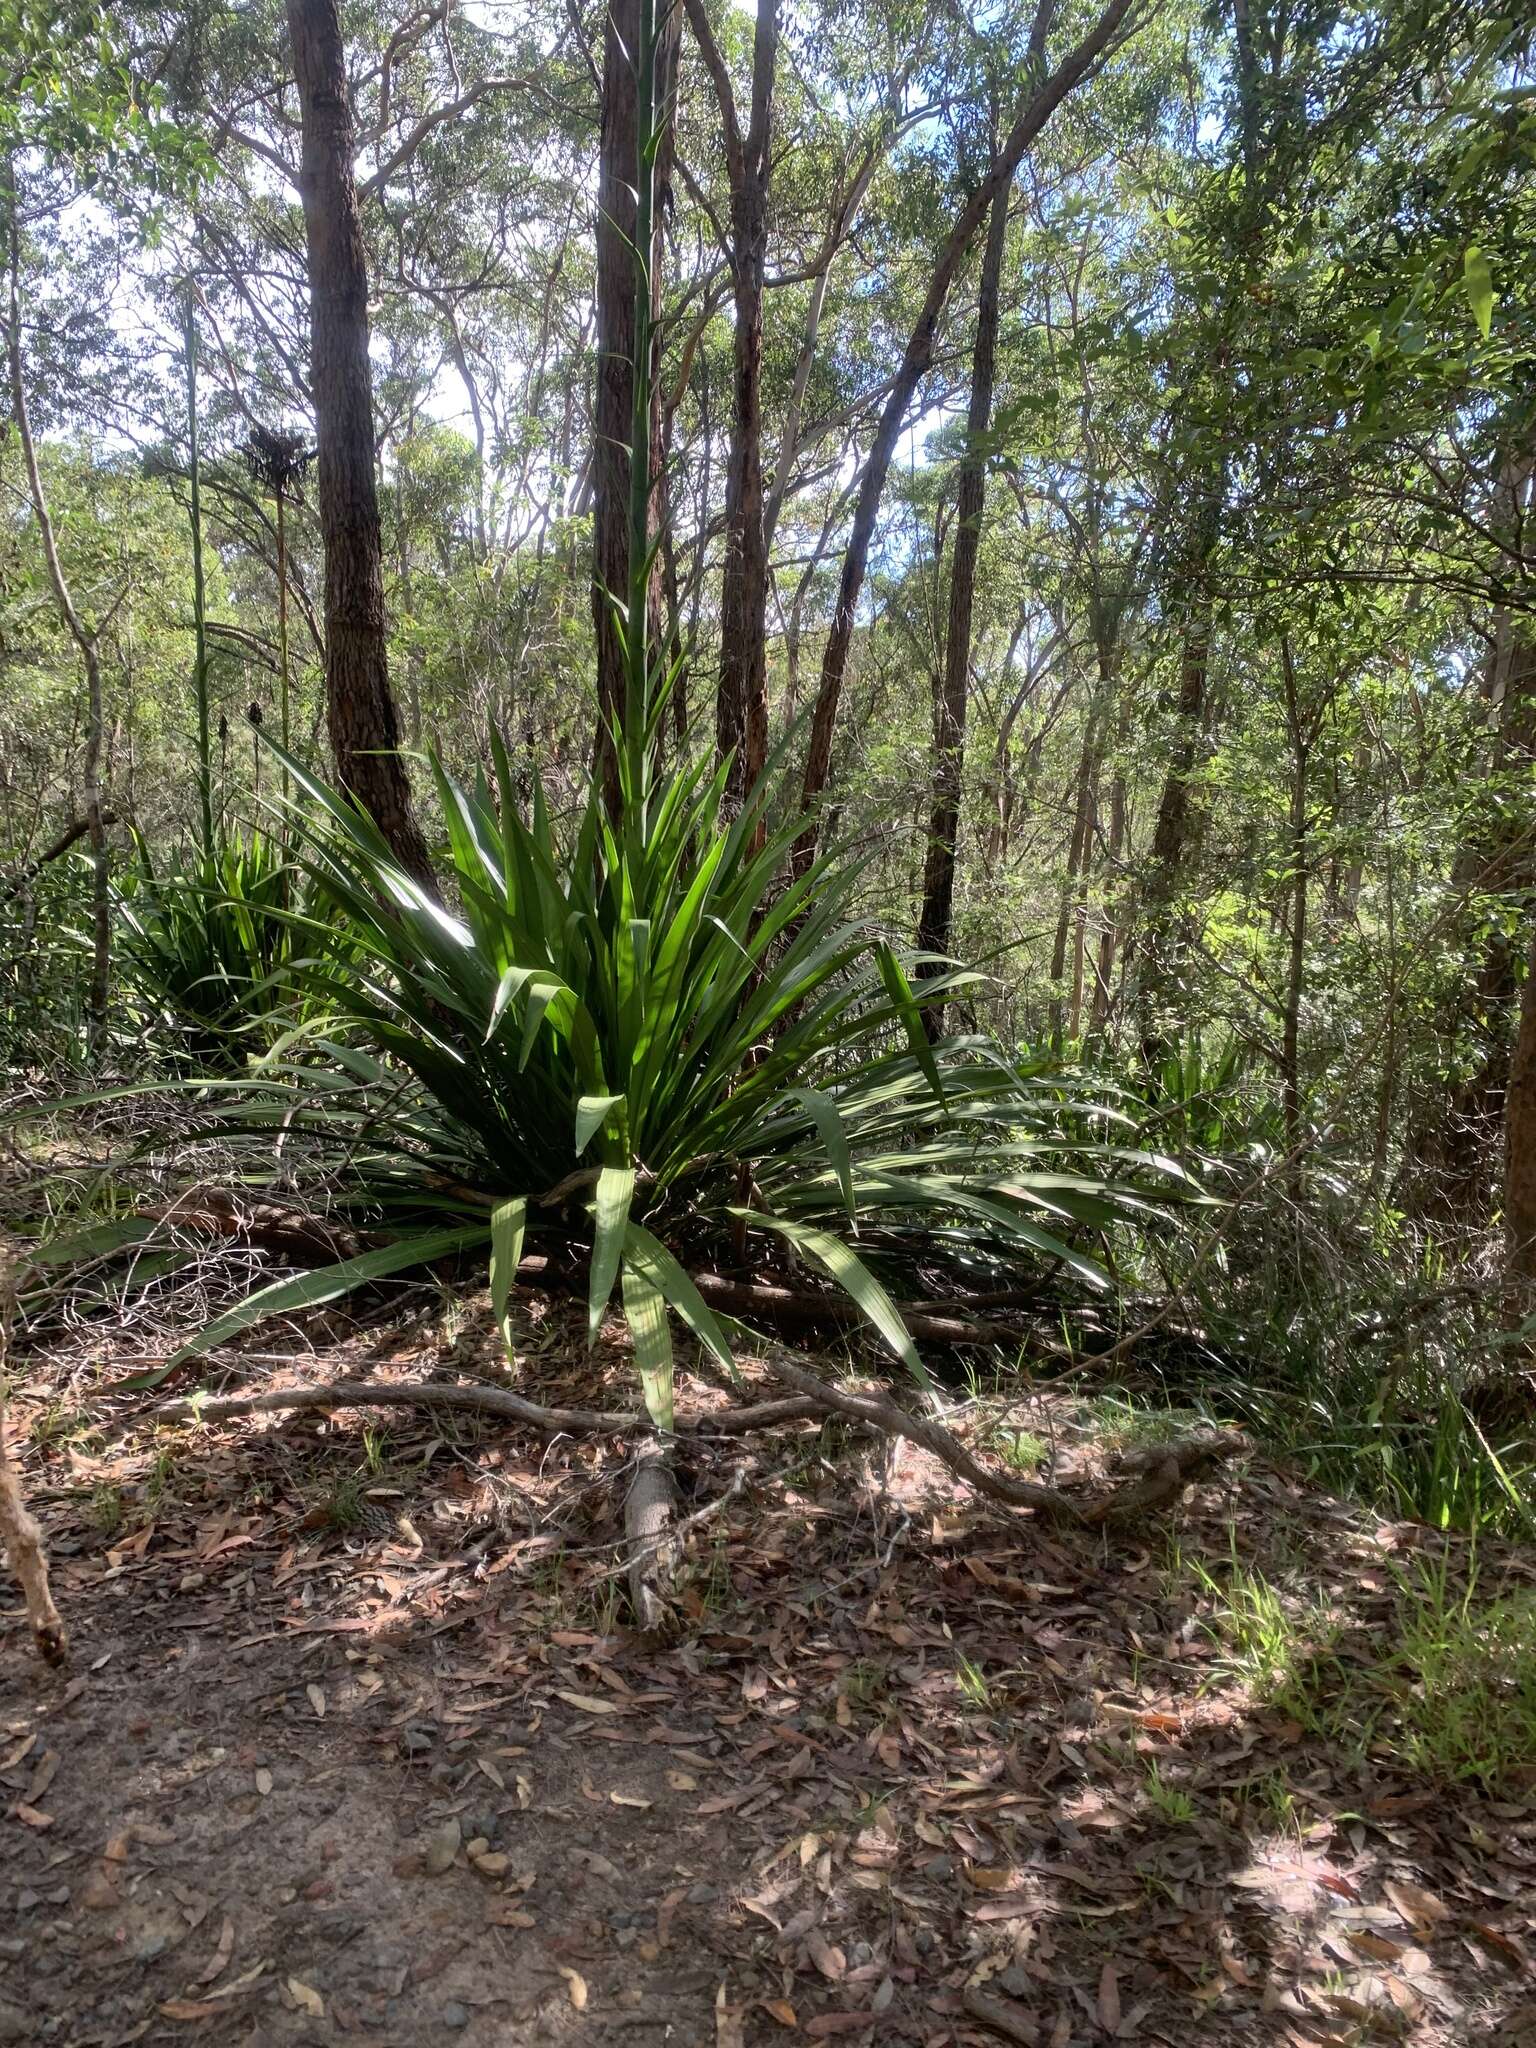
[149,0,1195,1421]
[182,726,1198,1425]
[116,828,340,1065]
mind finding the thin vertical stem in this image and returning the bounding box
[184,289,214,855]
[622,0,659,822]
[276,486,291,819]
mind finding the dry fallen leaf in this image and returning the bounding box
[667,1771,697,1792]
[555,1691,621,1716]
[1347,1930,1406,1965]
[761,1998,798,2027]
[805,1929,847,1982]
[610,1791,651,1810]
[158,1999,221,2022]
[24,1749,59,1805]
[78,1866,122,1912]
[559,1965,589,2011]
[489,1902,536,1929]
[1098,1960,1121,2033]
[286,1976,324,2017]
[254,1768,273,1796]
[306,1684,326,1720]
[13,1803,53,1829]
[195,1917,236,1985]
[1384,1879,1451,1933]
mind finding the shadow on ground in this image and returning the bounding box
[1,1301,1533,2046]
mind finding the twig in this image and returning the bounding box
[138,1378,822,1437]
[751,1353,1238,1528]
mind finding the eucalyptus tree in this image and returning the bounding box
[792,0,1155,873]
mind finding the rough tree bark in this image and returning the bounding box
[1411,441,1536,1218]
[1132,513,1216,1060]
[686,0,778,809]
[1049,715,1101,1041]
[792,0,1144,873]
[1505,924,1536,1322]
[287,0,435,889]
[916,175,1010,1023]
[590,0,679,805]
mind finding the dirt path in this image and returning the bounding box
[1,1328,1533,2046]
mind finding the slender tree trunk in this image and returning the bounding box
[183,292,214,854]
[1088,670,1129,1043]
[591,0,676,805]
[1504,925,1536,1320]
[1132,524,1215,1060]
[793,0,1141,873]
[1279,634,1309,1173]
[1049,716,1099,1042]
[5,165,110,1052]
[287,0,434,889]
[916,176,1009,1025]
[1420,445,1536,1216]
[691,0,778,809]
[277,486,295,791]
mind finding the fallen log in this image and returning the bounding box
[138,1366,1241,1531]
[624,1439,680,1636]
[751,1352,1240,1528]
[141,1379,823,1437]
[687,1271,1017,1347]
[121,1205,1032,1349]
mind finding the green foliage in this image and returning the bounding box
[115,829,340,1064]
[188,726,1192,1421]
[1192,1542,1536,1793]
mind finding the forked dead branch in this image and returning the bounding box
[0,1250,67,1665]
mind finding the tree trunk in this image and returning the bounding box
[1088,672,1129,1044]
[1279,634,1309,1174]
[1132,540,1214,1061]
[792,0,1141,874]
[1504,925,1536,1321]
[1411,443,1536,1218]
[591,0,677,806]
[1049,717,1100,1043]
[916,177,1009,1024]
[287,0,434,890]
[183,293,214,854]
[692,0,779,810]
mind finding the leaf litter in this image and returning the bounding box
[0,1291,1531,2044]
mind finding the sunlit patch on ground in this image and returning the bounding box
[0,1294,1532,2043]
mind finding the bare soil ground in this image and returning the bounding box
[1,1290,1534,2047]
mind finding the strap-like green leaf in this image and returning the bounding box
[876,942,945,1105]
[621,1259,675,1431]
[786,1086,856,1224]
[589,1164,637,1342]
[27,1218,159,1266]
[622,1220,735,1373]
[734,1211,928,1387]
[576,1093,627,1156]
[489,1197,528,1361]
